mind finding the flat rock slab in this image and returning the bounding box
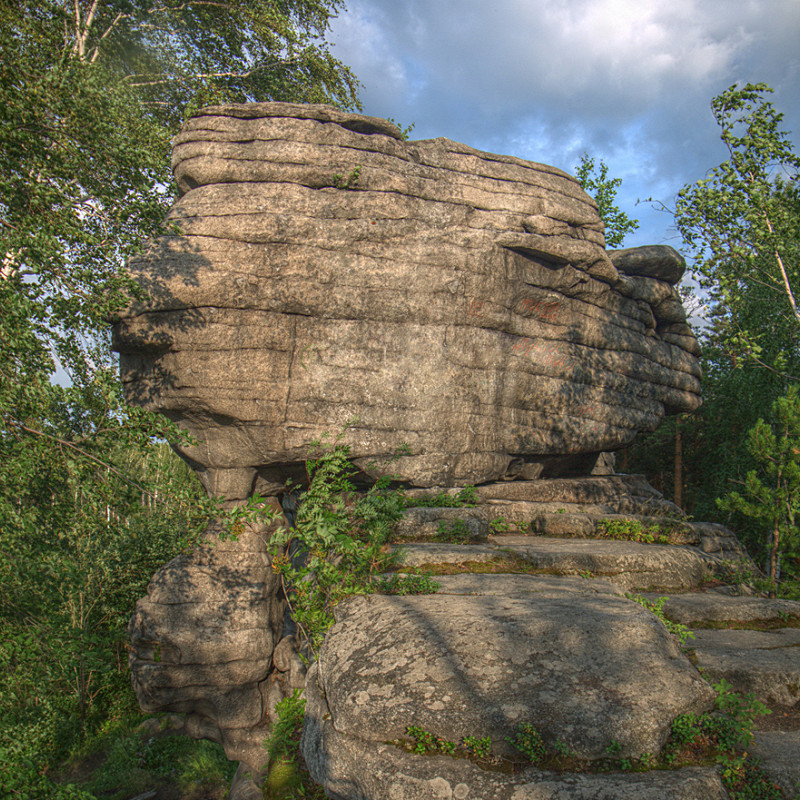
[430,573,625,598]
[692,628,800,707]
[395,543,501,566]
[752,730,800,797]
[641,591,800,626]
[491,535,713,591]
[309,576,713,765]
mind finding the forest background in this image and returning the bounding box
[0,1,798,798]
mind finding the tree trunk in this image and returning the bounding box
[770,518,780,598]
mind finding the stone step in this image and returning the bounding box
[690,628,800,708]
[489,535,715,591]
[398,488,746,559]
[474,475,674,508]
[393,536,716,591]
[394,543,500,568]
[395,507,490,541]
[640,591,800,628]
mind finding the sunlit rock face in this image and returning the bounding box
[112,102,700,496]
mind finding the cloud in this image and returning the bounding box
[329,0,800,247]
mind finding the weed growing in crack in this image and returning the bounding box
[462,736,492,759]
[332,166,361,189]
[596,518,666,543]
[626,594,696,646]
[374,573,440,595]
[507,724,546,764]
[263,691,325,799]
[404,486,479,508]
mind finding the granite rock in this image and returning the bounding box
[112,102,702,495]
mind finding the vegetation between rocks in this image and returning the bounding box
[396,681,782,797]
[267,430,440,655]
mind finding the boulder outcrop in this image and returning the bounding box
[112,102,701,496]
[115,104,800,799]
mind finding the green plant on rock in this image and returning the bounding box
[386,117,416,140]
[374,572,441,595]
[626,594,696,646]
[665,679,770,769]
[263,690,325,800]
[462,735,492,759]
[489,517,513,534]
[268,430,407,655]
[507,723,547,764]
[405,726,456,755]
[405,486,479,508]
[332,165,361,189]
[597,518,661,543]
[712,559,777,595]
[434,518,472,544]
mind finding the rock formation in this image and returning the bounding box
[112,102,701,497]
[115,104,800,799]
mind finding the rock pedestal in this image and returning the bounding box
[111,103,799,799]
[127,500,287,770]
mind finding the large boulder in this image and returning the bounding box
[302,575,719,799]
[112,102,701,496]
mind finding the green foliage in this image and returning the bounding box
[434,518,472,543]
[374,573,441,595]
[0,1,361,793]
[403,727,494,761]
[626,594,696,646]
[676,83,800,375]
[712,559,777,596]
[718,387,800,584]
[265,690,307,764]
[665,679,770,768]
[332,165,361,189]
[628,84,800,562]
[719,754,785,800]
[404,486,479,508]
[405,726,457,756]
[507,723,547,764]
[386,117,416,140]
[89,732,235,796]
[574,154,640,248]
[596,517,662,544]
[268,432,406,654]
[263,691,325,799]
[489,517,513,534]
[462,735,492,759]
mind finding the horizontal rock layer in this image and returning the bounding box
[113,102,701,493]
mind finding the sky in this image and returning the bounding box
[327,0,800,253]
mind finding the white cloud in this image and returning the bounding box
[328,0,800,247]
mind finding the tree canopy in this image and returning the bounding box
[675,83,800,378]
[0,3,360,795]
[574,153,640,248]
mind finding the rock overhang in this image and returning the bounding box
[112,102,701,496]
